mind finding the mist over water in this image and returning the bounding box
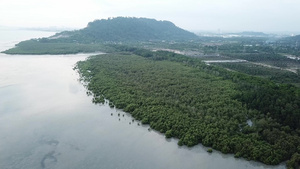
[0,30,286,169]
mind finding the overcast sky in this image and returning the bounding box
[1,0,300,33]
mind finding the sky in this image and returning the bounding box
[1,0,300,33]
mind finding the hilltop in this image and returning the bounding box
[52,17,198,43]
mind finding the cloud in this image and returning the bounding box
[0,0,101,27]
[0,0,300,32]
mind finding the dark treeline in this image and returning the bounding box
[212,62,300,86]
[276,35,300,56]
[76,47,300,168]
[224,53,300,68]
[2,40,115,54]
[202,43,300,68]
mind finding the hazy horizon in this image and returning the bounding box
[1,0,300,34]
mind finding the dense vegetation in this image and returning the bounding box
[212,62,300,86]
[2,40,115,54]
[273,35,300,56]
[224,53,300,68]
[76,49,300,168]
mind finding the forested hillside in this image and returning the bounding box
[69,17,198,42]
[3,17,198,54]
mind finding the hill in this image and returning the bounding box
[235,31,270,37]
[52,17,198,43]
[2,17,198,54]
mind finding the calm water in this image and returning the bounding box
[0,30,286,169]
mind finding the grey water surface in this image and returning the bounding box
[0,30,286,169]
